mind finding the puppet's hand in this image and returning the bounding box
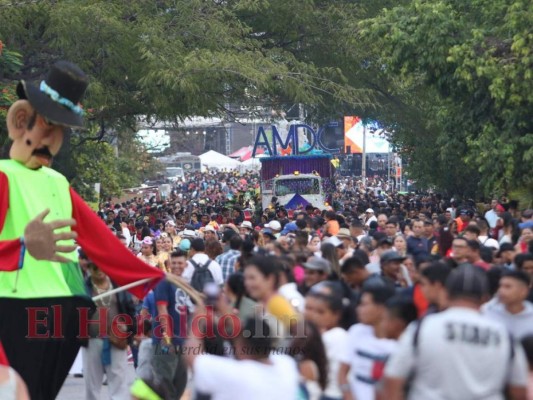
[24,209,78,263]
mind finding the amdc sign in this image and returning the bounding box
[252,123,341,157]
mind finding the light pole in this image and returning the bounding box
[362,124,367,186]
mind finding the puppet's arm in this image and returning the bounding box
[70,188,164,299]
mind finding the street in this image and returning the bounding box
[57,367,192,399]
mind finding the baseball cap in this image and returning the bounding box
[239,221,253,230]
[459,209,473,217]
[446,264,489,301]
[365,208,375,214]
[518,221,533,230]
[280,222,298,235]
[303,257,331,273]
[380,250,406,264]
[265,220,281,231]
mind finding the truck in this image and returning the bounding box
[259,154,335,210]
[164,167,185,181]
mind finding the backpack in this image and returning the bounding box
[189,259,214,292]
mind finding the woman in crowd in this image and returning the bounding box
[516,227,533,254]
[155,233,171,272]
[154,236,164,254]
[448,219,459,237]
[308,234,322,254]
[321,242,340,278]
[392,235,407,257]
[251,230,266,251]
[161,233,174,253]
[225,272,257,321]
[401,223,414,237]
[499,212,516,245]
[290,321,328,400]
[164,220,181,248]
[244,256,299,333]
[402,255,417,285]
[137,237,158,268]
[305,282,351,400]
[438,223,455,257]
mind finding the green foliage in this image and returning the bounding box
[361,0,533,197]
[0,42,23,146]
[69,133,161,201]
[0,0,376,199]
[1,0,530,199]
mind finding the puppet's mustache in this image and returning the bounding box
[32,147,52,158]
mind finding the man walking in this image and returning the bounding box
[482,270,533,340]
[383,265,528,400]
[407,220,429,259]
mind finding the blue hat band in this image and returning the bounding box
[39,80,84,116]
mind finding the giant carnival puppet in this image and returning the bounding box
[0,61,165,400]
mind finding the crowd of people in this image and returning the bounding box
[79,169,533,400]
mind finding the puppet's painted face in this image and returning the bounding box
[8,101,65,169]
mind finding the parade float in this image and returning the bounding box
[252,120,338,210]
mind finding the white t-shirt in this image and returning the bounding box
[339,324,396,400]
[278,282,305,313]
[485,209,499,229]
[182,253,224,285]
[385,307,528,400]
[323,327,348,398]
[479,235,500,250]
[193,354,299,400]
[365,215,377,226]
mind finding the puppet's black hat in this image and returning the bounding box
[16,61,88,128]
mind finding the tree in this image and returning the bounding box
[0,0,375,197]
[0,40,23,150]
[68,132,161,201]
[2,0,530,199]
[360,0,533,197]
[0,0,374,124]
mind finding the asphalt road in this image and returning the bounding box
[56,366,135,400]
[56,366,192,399]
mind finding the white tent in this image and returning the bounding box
[239,155,265,172]
[199,150,241,170]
